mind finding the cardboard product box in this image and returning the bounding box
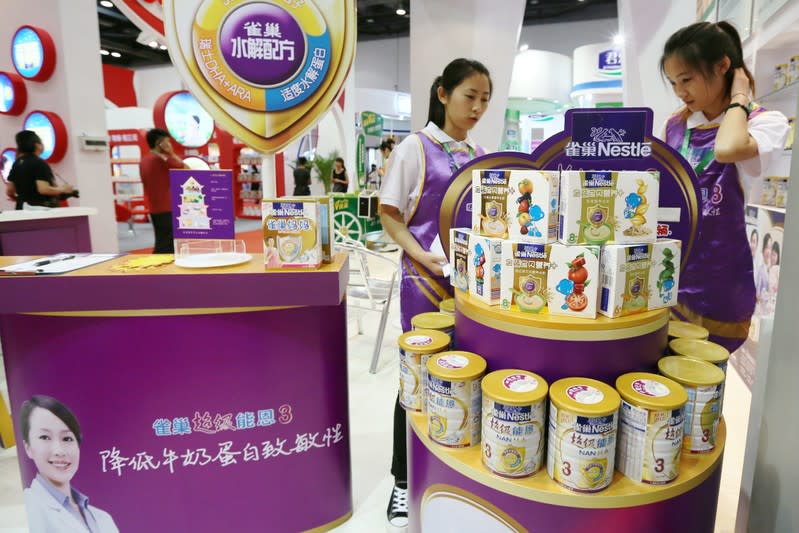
[599,239,682,318]
[298,195,335,263]
[262,198,322,268]
[500,241,601,319]
[471,169,560,244]
[449,228,472,292]
[559,170,659,245]
[468,233,503,305]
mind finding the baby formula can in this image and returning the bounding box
[481,370,548,478]
[439,298,456,316]
[398,330,451,412]
[669,338,729,413]
[427,351,487,448]
[615,373,688,484]
[667,320,709,342]
[658,356,725,453]
[412,311,455,347]
[547,378,621,492]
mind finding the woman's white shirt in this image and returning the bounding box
[24,478,119,533]
[379,122,478,223]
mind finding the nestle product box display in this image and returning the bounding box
[500,241,601,319]
[449,228,472,292]
[262,199,322,268]
[472,169,560,244]
[297,195,335,263]
[468,233,503,305]
[559,170,659,245]
[598,239,682,318]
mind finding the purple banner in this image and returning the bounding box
[170,169,235,240]
[1,306,351,532]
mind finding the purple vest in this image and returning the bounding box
[665,107,765,351]
[399,131,485,332]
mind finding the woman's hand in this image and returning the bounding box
[415,250,448,277]
[730,68,751,103]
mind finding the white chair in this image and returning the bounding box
[336,234,400,373]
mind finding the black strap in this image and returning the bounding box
[727,102,750,118]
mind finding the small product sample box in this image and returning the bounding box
[449,228,472,292]
[262,198,322,268]
[599,239,682,318]
[559,170,659,245]
[500,241,600,319]
[472,169,560,244]
[468,233,504,305]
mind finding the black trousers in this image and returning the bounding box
[391,394,407,483]
[150,212,175,254]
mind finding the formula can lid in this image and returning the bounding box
[549,377,620,416]
[398,329,451,354]
[426,351,487,381]
[658,356,725,387]
[411,312,455,331]
[439,298,456,315]
[669,338,729,365]
[616,372,688,410]
[481,369,548,405]
[668,320,709,340]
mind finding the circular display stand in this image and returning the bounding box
[408,413,724,533]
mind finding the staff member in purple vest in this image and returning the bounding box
[378,58,491,532]
[661,21,788,352]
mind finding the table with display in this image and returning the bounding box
[0,207,96,255]
[407,292,724,533]
[0,254,352,533]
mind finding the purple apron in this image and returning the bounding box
[665,107,766,352]
[399,131,485,332]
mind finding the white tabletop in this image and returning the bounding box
[0,206,98,223]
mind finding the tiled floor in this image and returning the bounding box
[0,248,752,533]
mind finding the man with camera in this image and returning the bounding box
[5,130,77,210]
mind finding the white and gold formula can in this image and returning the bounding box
[398,330,451,412]
[669,338,729,413]
[439,298,456,316]
[658,356,725,453]
[667,320,709,342]
[615,373,688,484]
[481,370,548,478]
[412,311,455,345]
[547,378,620,492]
[427,351,487,448]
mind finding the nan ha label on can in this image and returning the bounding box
[658,356,725,453]
[547,378,620,492]
[398,330,451,412]
[481,370,548,478]
[615,373,688,484]
[426,351,487,448]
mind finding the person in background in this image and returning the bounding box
[140,128,188,254]
[660,21,789,352]
[293,156,311,196]
[379,58,492,533]
[19,395,119,533]
[378,138,396,180]
[5,130,73,210]
[331,157,349,193]
[367,163,380,189]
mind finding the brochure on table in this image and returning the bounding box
[169,169,247,267]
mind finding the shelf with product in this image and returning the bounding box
[234,146,265,219]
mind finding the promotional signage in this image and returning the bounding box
[170,169,235,240]
[1,149,16,183]
[0,72,27,115]
[597,48,622,77]
[23,110,68,162]
[163,0,356,154]
[11,26,56,82]
[361,111,384,137]
[154,90,215,148]
[439,108,700,270]
[356,133,366,182]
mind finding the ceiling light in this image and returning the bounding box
[110,51,121,58]
[159,44,168,50]
[100,0,113,7]
[396,8,406,15]
[148,41,158,48]
[613,34,624,45]
[100,49,109,55]
[519,44,529,52]
[367,18,374,23]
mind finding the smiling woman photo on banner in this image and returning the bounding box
[19,395,119,533]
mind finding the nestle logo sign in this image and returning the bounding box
[515,244,547,259]
[567,110,652,160]
[628,245,650,262]
[583,172,613,188]
[480,171,507,185]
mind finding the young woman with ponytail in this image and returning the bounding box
[378,58,492,532]
[661,21,789,352]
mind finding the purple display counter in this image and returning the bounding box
[408,413,724,533]
[0,254,351,533]
[0,207,95,255]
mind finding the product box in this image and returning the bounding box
[300,195,335,262]
[449,228,472,292]
[468,233,503,305]
[500,241,600,319]
[598,239,682,318]
[472,169,559,244]
[262,199,322,268]
[559,170,660,245]
[760,177,777,206]
[775,178,789,208]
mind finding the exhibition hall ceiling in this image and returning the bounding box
[98,0,618,67]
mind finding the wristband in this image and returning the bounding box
[727,102,750,118]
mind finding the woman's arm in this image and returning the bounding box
[380,205,447,276]
[341,171,349,186]
[715,68,759,163]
